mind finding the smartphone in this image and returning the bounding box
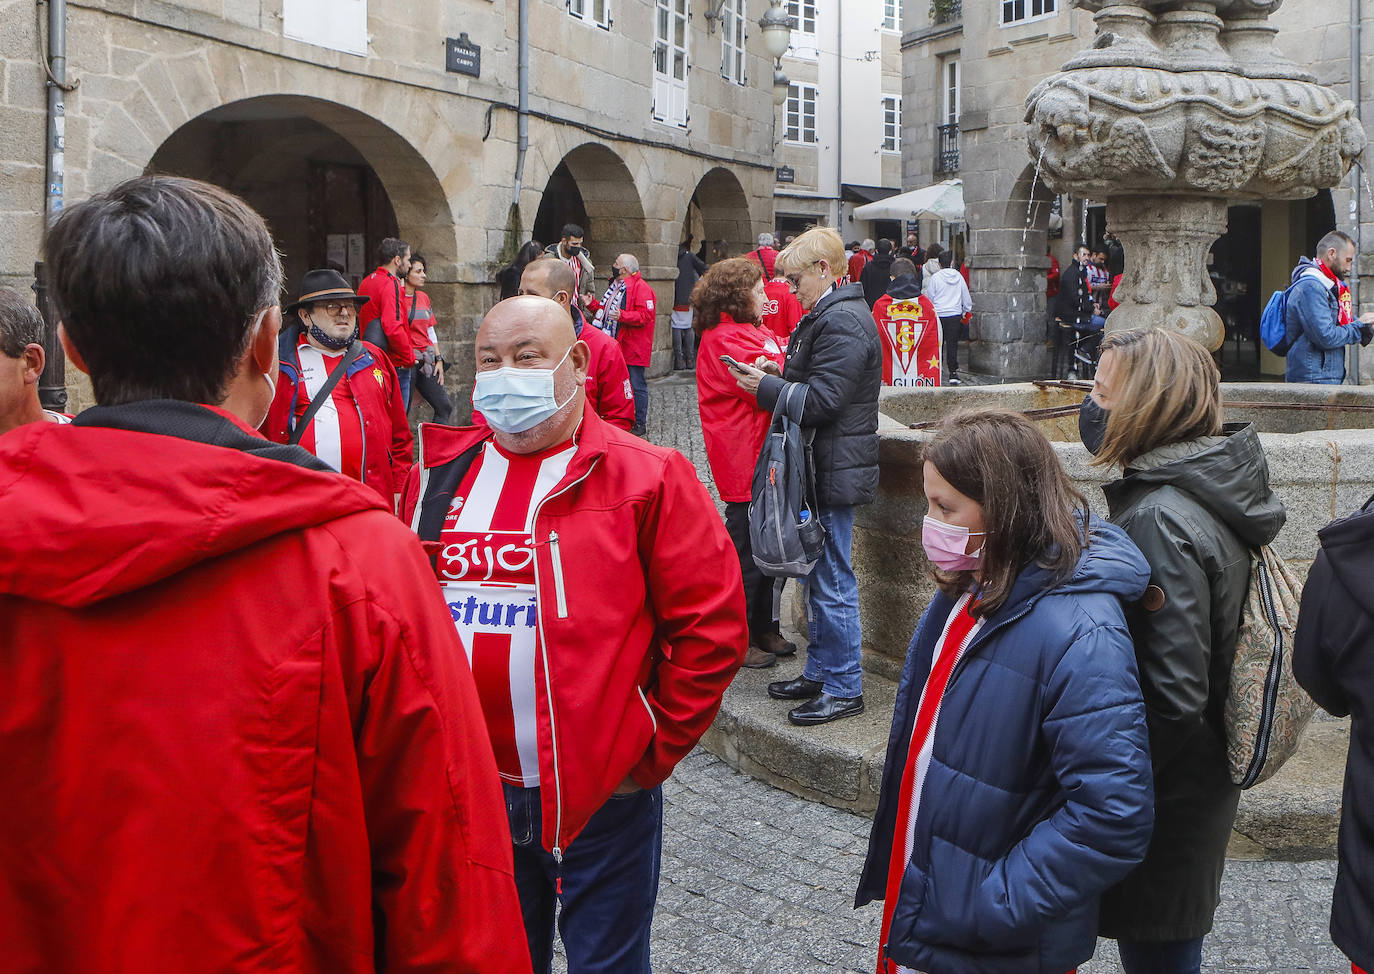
[720,354,749,372]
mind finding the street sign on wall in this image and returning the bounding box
[284,0,367,57]
[776,166,795,183]
[446,34,481,77]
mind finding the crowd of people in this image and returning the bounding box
[2,176,1374,974]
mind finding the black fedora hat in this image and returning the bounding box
[284,269,371,315]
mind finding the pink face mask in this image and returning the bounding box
[922,516,985,572]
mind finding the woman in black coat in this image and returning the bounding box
[1294,496,1374,974]
[1082,328,1285,974]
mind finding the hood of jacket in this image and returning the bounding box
[1103,423,1285,548]
[0,400,386,608]
[1005,516,1151,615]
[885,274,923,300]
[1315,494,1374,608]
[1291,255,1334,288]
[930,267,965,286]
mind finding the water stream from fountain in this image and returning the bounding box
[1018,142,1049,279]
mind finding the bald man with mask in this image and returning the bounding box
[517,257,634,430]
[402,296,747,974]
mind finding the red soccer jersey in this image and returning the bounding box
[436,437,577,787]
[763,279,804,343]
[291,336,365,481]
[873,293,942,387]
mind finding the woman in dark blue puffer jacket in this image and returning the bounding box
[856,409,1155,974]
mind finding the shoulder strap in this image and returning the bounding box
[288,341,365,445]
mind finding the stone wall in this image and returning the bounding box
[2,0,779,413]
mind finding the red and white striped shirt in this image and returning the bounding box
[292,336,364,482]
[437,437,576,787]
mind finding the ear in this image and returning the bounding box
[251,307,281,375]
[570,339,591,386]
[21,343,45,384]
[58,323,89,376]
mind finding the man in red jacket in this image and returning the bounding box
[520,257,634,429]
[585,253,657,435]
[0,175,529,973]
[262,268,414,508]
[403,295,746,974]
[357,237,416,400]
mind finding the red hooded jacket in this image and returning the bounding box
[262,327,414,503]
[403,405,747,855]
[589,272,657,367]
[0,402,529,973]
[358,266,417,368]
[695,315,785,502]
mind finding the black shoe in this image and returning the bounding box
[630,425,647,438]
[767,676,823,700]
[788,693,865,726]
[758,632,798,657]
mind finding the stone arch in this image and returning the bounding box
[145,95,456,292]
[688,167,754,260]
[532,141,648,275]
[1001,163,1059,270]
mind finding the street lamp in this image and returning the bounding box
[758,0,792,60]
[773,68,790,106]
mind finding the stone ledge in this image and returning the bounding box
[704,654,1348,861]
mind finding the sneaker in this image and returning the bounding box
[947,376,962,386]
[740,645,777,669]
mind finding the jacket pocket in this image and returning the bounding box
[548,530,569,619]
[637,685,658,735]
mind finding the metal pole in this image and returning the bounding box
[1349,0,1362,383]
[512,0,529,210]
[38,0,69,411]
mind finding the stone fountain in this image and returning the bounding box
[1025,0,1366,349]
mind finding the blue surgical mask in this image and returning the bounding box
[473,347,576,433]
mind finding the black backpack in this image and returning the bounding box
[749,382,826,577]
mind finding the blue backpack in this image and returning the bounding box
[1260,284,1296,356]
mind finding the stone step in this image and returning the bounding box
[702,653,1348,861]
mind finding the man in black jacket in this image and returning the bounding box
[859,238,896,309]
[730,227,882,726]
[673,238,708,370]
[1294,495,1374,974]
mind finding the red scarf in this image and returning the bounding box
[1316,260,1354,325]
[877,598,979,974]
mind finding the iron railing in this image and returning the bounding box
[936,122,960,174]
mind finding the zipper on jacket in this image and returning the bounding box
[637,686,658,734]
[548,531,570,619]
[529,458,599,859]
[355,400,367,482]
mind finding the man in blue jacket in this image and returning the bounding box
[1284,230,1374,384]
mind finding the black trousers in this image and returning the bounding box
[410,365,454,425]
[723,501,778,643]
[939,315,963,375]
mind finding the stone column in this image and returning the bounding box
[1104,195,1228,351]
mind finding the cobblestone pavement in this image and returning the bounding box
[594,374,1351,974]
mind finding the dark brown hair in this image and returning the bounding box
[924,409,1088,617]
[44,175,282,406]
[689,257,763,336]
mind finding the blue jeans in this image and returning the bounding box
[1117,937,1204,974]
[627,365,648,429]
[505,783,662,974]
[802,504,863,698]
[396,364,413,409]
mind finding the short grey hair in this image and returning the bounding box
[619,254,640,274]
[861,238,875,251]
[1316,230,1356,259]
[0,287,45,359]
[758,232,775,247]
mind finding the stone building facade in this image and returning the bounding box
[773,0,904,241]
[2,0,781,412]
[900,0,1374,380]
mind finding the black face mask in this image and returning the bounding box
[1078,394,1110,456]
[308,317,355,351]
[567,245,583,256]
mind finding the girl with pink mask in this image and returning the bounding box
[856,409,1156,974]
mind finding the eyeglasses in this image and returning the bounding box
[316,301,357,316]
[783,260,822,292]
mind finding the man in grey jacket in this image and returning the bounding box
[731,227,882,726]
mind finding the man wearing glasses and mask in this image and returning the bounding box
[263,268,414,508]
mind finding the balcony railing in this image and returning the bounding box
[931,0,962,25]
[936,122,960,174]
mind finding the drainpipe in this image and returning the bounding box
[1349,0,1362,384]
[512,0,530,219]
[835,7,843,227]
[39,0,74,411]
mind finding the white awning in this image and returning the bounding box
[852,179,964,224]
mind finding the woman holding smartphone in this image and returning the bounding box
[856,409,1155,974]
[692,257,790,670]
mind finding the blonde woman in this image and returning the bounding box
[1083,329,1286,974]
